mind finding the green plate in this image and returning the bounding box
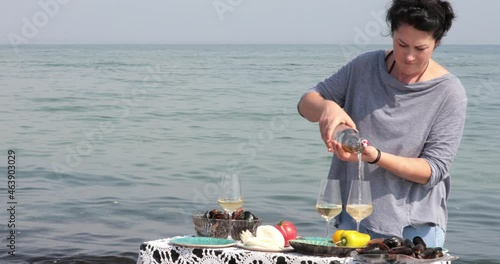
[298,237,334,243]
[170,236,236,248]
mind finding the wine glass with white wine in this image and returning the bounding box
[316,179,342,239]
[218,174,244,239]
[346,180,373,232]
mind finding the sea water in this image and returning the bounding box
[0,44,499,263]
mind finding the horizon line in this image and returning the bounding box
[0,43,499,46]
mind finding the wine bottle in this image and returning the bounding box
[333,123,369,153]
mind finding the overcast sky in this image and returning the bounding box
[0,0,498,45]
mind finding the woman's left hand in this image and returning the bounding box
[332,143,379,163]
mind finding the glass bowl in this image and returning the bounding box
[230,217,262,240]
[192,214,262,240]
[192,214,230,238]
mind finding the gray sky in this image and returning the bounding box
[0,0,497,45]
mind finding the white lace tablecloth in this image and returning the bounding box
[137,236,351,264]
[137,236,455,264]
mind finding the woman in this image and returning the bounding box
[298,0,466,247]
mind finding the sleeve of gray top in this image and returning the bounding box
[422,80,467,188]
[297,58,355,117]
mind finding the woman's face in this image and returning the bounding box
[392,24,437,77]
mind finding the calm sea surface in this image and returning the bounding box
[0,44,499,263]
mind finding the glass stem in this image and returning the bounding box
[227,210,233,240]
[227,220,233,240]
[356,220,360,232]
[325,220,330,238]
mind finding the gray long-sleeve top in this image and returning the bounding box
[303,50,467,236]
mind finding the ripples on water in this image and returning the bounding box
[0,44,499,263]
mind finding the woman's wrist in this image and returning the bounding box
[368,148,381,164]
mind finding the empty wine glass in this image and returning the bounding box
[316,179,342,238]
[218,174,244,239]
[346,180,373,232]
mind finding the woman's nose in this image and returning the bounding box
[405,50,416,62]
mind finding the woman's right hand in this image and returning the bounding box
[318,100,356,152]
[298,92,356,152]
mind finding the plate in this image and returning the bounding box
[289,238,358,257]
[236,242,294,253]
[170,236,236,248]
[298,237,334,242]
[351,250,459,263]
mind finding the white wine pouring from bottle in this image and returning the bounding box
[333,123,369,181]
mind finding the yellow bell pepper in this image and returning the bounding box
[332,229,344,243]
[340,230,370,248]
[332,230,357,243]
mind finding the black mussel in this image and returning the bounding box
[413,243,425,255]
[383,236,404,248]
[390,246,415,256]
[421,247,443,259]
[204,209,228,219]
[203,209,219,218]
[413,236,427,249]
[209,209,223,218]
[230,208,256,221]
[204,208,256,221]
[203,210,211,218]
[242,211,255,221]
[212,212,228,219]
[232,208,245,219]
[403,238,415,248]
[205,209,214,218]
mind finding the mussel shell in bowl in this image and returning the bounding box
[192,214,262,240]
[192,214,231,238]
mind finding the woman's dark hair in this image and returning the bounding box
[386,0,455,44]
